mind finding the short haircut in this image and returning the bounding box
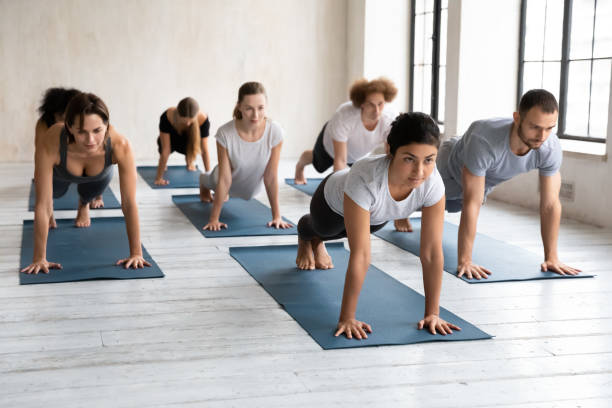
[177,97,199,118]
[518,89,558,116]
[38,87,81,128]
[64,92,110,143]
[387,112,441,155]
[349,77,398,107]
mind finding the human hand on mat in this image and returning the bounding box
[20,259,62,274]
[116,255,151,269]
[457,261,492,280]
[334,318,372,340]
[267,218,293,229]
[154,178,169,186]
[203,219,227,231]
[541,259,581,276]
[418,315,461,335]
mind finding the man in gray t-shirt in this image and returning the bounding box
[397,89,581,279]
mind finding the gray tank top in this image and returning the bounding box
[53,127,113,183]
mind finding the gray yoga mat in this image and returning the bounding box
[19,217,164,284]
[374,218,593,283]
[138,165,200,188]
[285,178,323,196]
[172,194,296,237]
[230,243,492,349]
[28,181,121,211]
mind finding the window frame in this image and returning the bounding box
[518,0,608,143]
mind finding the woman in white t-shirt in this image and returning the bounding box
[293,77,398,184]
[198,82,292,231]
[296,112,460,340]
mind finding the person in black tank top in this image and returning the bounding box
[22,92,151,275]
[154,97,211,186]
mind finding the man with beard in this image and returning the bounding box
[395,89,581,280]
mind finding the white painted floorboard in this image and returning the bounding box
[1,160,611,407]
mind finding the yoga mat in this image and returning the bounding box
[230,243,492,349]
[285,178,323,196]
[138,165,200,188]
[20,217,164,284]
[172,194,296,237]
[28,182,121,211]
[374,218,594,283]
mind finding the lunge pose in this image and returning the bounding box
[22,92,150,274]
[395,89,581,279]
[297,112,460,339]
[294,77,397,184]
[199,82,291,231]
[154,97,211,185]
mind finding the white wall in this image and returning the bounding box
[0,0,348,162]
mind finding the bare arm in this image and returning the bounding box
[263,142,291,229]
[332,140,348,171]
[21,126,61,274]
[203,142,232,230]
[200,137,211,172]
[114,131,150,269]
[457,166,491,279]
[539,173,581,275]
[155,132,171,184]
[335,194,373,340]
[418,197,461,334]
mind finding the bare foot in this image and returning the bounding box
[49,214,57,229]
[199,186,213,203]
[312,238,334,269]
[187,163,197,171]
[89,195,105,209]
[394,218,413,232]
[294,164,307,185]
[75,201,91,227]
[296,239,315,270]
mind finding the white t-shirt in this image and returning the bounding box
[215,119,283,200]
[322,101,397,164]
[324,155,445,225]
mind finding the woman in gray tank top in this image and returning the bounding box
[21,92,150,274]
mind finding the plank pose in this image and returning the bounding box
[296,112,460,339]
[396,89,581,279]
[199,82,292,231]
[22,92,150,274]
[294,77,397,184]
[154,97,211,185]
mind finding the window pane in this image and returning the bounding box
[440,8,447,66]
[424,0,434,13]
[415,0,426,14]
[413,65,424,112]
[570,0,595,60]
[594,0,612,58]
[422,65,432,115]
[442,0,448,9]
[542,61,561,101]
[543,0,564,60]
[438,65,446,123]
[523,61,544,91]
[565,60,592,135]
[524,0,547,61]
[588,59,611,138]
[424,12,434,64]
[414,14,425,64]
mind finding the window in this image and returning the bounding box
[410,0,448,124]
[519,0,612,142]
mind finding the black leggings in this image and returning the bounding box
[52,169,113,204]
[297,175,386,241]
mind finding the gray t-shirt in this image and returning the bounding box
[438,118,562,200]
[215,119,283,200]
[324,155,445,225]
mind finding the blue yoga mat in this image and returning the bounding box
[285,178,323,196]
[172,194,296,237]
[20,217,164,284]
[28,181,121,211]
[230,243,492,349]
[138,165,200,188]
[374,219,593,283]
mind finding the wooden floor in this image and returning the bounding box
[1,159,611,407]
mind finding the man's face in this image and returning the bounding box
[516,107,558,150]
